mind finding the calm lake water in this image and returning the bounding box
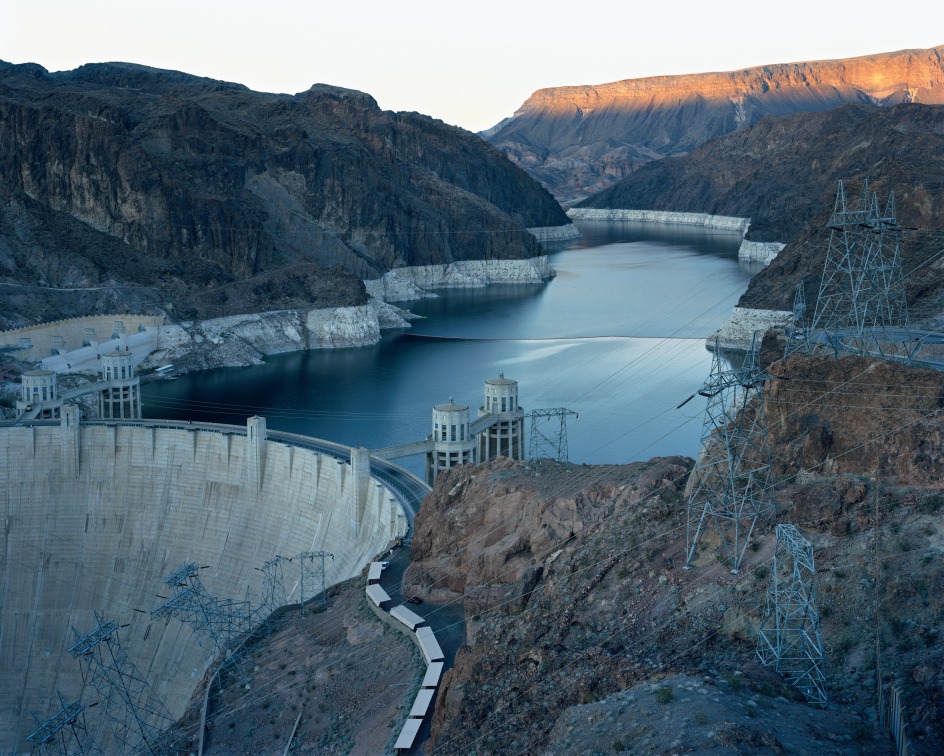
[142,220,757,477]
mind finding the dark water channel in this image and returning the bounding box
[142,220,757,477]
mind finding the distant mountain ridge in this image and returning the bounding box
[0,61,570,327]
[484,46,944,204]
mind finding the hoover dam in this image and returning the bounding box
[0,413,410,752]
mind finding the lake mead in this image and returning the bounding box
[142,220,757,477]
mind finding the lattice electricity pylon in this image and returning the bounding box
[527,408,578,462]
[808,180,909,358]
[28,692,102,755]
[784,283,810,358]
[684,337,777,573]
[756,524,828,707]
[151,564,252,658]
[68,612,173,755]
[260,555,291,616]
[298,551,334,612]
[861,191,907,329]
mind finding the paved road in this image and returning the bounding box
[379,537,465,755]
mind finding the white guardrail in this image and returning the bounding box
[365,563,444,751]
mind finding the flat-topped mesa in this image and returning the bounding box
[517,47,944,110]
[485,46,944,203]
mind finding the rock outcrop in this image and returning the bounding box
[765,353,944,485]
[404,456,693,616]
[0,61,572,328]
[485,46,944,204]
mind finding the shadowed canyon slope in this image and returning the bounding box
[576,103,944,317]
[485,46,944,204]
[0,61,570,327]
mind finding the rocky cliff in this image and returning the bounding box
[0,61,571,328]
[403,354,944,754]
[485,46,944,204]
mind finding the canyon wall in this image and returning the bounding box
[0,61,572,328]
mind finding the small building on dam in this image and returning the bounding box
[0,413,408,752]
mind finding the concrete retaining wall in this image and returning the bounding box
[0,422,401,752]
[0,315,165,361]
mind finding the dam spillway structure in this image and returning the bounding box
[0,413,408,752]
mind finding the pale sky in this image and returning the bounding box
[3,1,941,133]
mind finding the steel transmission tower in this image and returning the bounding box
[684,338,776,573]
[299,551,334,612]
[28,693,102,755]
[784,283,809,358]
[808,180,908,357]
[68,613,173,755]
[151,564,252,658]
[260,555,290,616]
[757,524,828,707]
[527,408,578,462]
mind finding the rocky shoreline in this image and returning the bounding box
[363,255,555,302]
[527,224,581,243]
[163,257,556,370]
[739,240,786,265]
[567,207,751,233]
[149,260,554,371]
[0,256,559,380]
[708,306,793,351]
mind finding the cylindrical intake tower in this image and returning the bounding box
[426,397,475,485]
[478,373,525,462]
[99,348,142,419]
[17,370,59,418]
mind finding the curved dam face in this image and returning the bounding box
[0,418,404,752]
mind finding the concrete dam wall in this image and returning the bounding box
[0,418,405,752]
